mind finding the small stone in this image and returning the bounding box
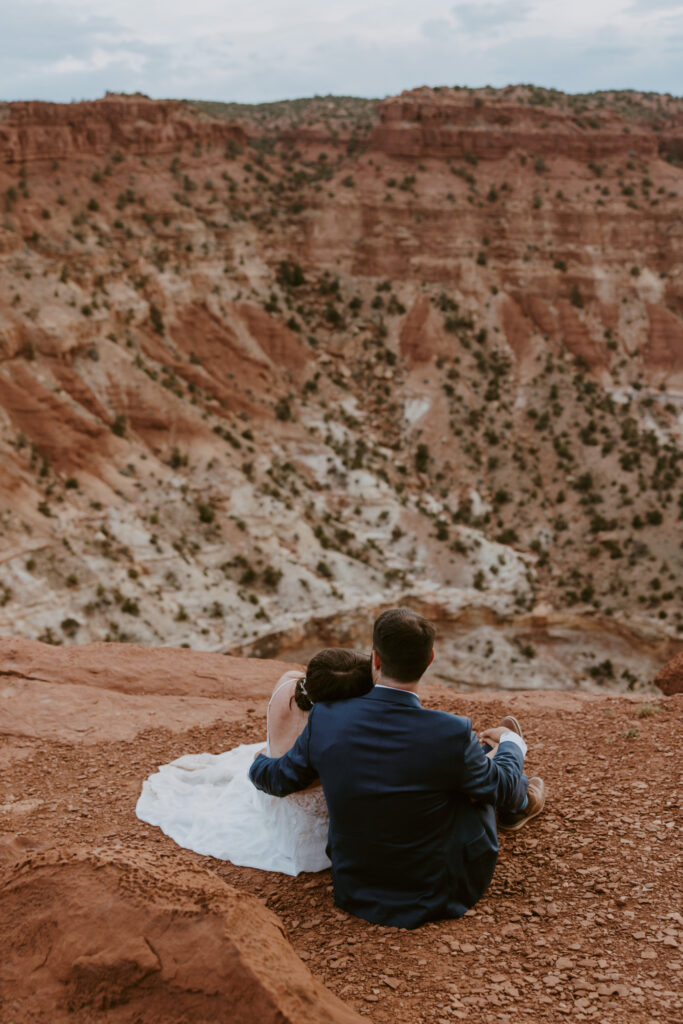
[597,983,628,997]
[381,975,400,990]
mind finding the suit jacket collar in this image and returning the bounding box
[365,685,422,708]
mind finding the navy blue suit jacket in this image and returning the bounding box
[249,686,527,929]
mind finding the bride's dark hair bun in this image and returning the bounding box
[293,677,314,712]
[292,649,372,711]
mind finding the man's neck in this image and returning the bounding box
[375,678,420,694]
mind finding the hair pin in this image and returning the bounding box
[299,677,314,704]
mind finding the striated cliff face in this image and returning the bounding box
[0,86,681,688]
[0,94,246,164]
[373,89,683,163]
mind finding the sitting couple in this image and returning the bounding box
[137,608,546,929]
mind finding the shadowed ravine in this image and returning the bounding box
[230,602,680,693]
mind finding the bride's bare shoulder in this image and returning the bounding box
[268,669,308,758]
[269,669,303,701]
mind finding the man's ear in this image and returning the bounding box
[372,649,381,670]
[428,650,435,666]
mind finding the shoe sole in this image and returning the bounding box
[499,794,546,832]
[501,715,524,740]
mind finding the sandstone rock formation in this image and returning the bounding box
[653,650,683,695]
[0,94,246,164]
[1,846,361,1024]
[0,86,681,688]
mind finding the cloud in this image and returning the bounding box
[0,0,681,105]
[628,0,683,9]
[421,18,455,41]
[451,2,532,33]
[0,3,124,61]
[0,2,164,100]
[490,30,680,94]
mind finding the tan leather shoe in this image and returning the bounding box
[500,715,523,739]
[499,777,546,831]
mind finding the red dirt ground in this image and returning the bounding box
[1,640,680,1023]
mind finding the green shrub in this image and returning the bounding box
[197,502,215,524]
[263,566,283,588]
[111,414,127,437]
[569,284,583,308]
[149,304,164,335]
[274,398,293,421]
[276,260,306,288]
[415,444,430,474]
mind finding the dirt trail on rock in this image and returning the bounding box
[0,640,681,1023]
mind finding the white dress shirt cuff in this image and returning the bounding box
[499,731,527,757]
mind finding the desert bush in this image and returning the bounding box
[197,502,215,524]
[263,565,283,588]
[277,260,306,288]
[570,284,584,308]
[275,398,293,421]
[111,414,127,437]
[415,444,430,474]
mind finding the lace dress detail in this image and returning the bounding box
[136,680,330,875]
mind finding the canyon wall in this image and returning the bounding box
[0,86,681,688]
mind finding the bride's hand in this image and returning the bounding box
[252,747,267,760]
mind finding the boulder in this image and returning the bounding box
[0,846,362,1024]
[654,651,683,695]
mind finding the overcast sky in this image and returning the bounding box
[1,1,682,104]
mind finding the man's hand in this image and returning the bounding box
[480,726,509,747]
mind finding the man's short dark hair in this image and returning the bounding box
[372,608,436,683]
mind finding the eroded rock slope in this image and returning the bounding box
[0,88,682,689]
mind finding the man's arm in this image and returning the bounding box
[455,720,526,809]
[249,713,318,797]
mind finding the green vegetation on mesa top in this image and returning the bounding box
[189,95,380,127]
[189,85,683,131]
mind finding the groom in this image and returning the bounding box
[249,608,546,929]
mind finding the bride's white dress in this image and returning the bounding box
[135,681,330,875]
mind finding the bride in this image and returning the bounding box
[136,649,372,875]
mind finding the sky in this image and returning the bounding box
[1,0,682,104]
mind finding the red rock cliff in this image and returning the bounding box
[0,94,245,163]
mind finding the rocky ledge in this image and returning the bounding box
[0,637,681,1023]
